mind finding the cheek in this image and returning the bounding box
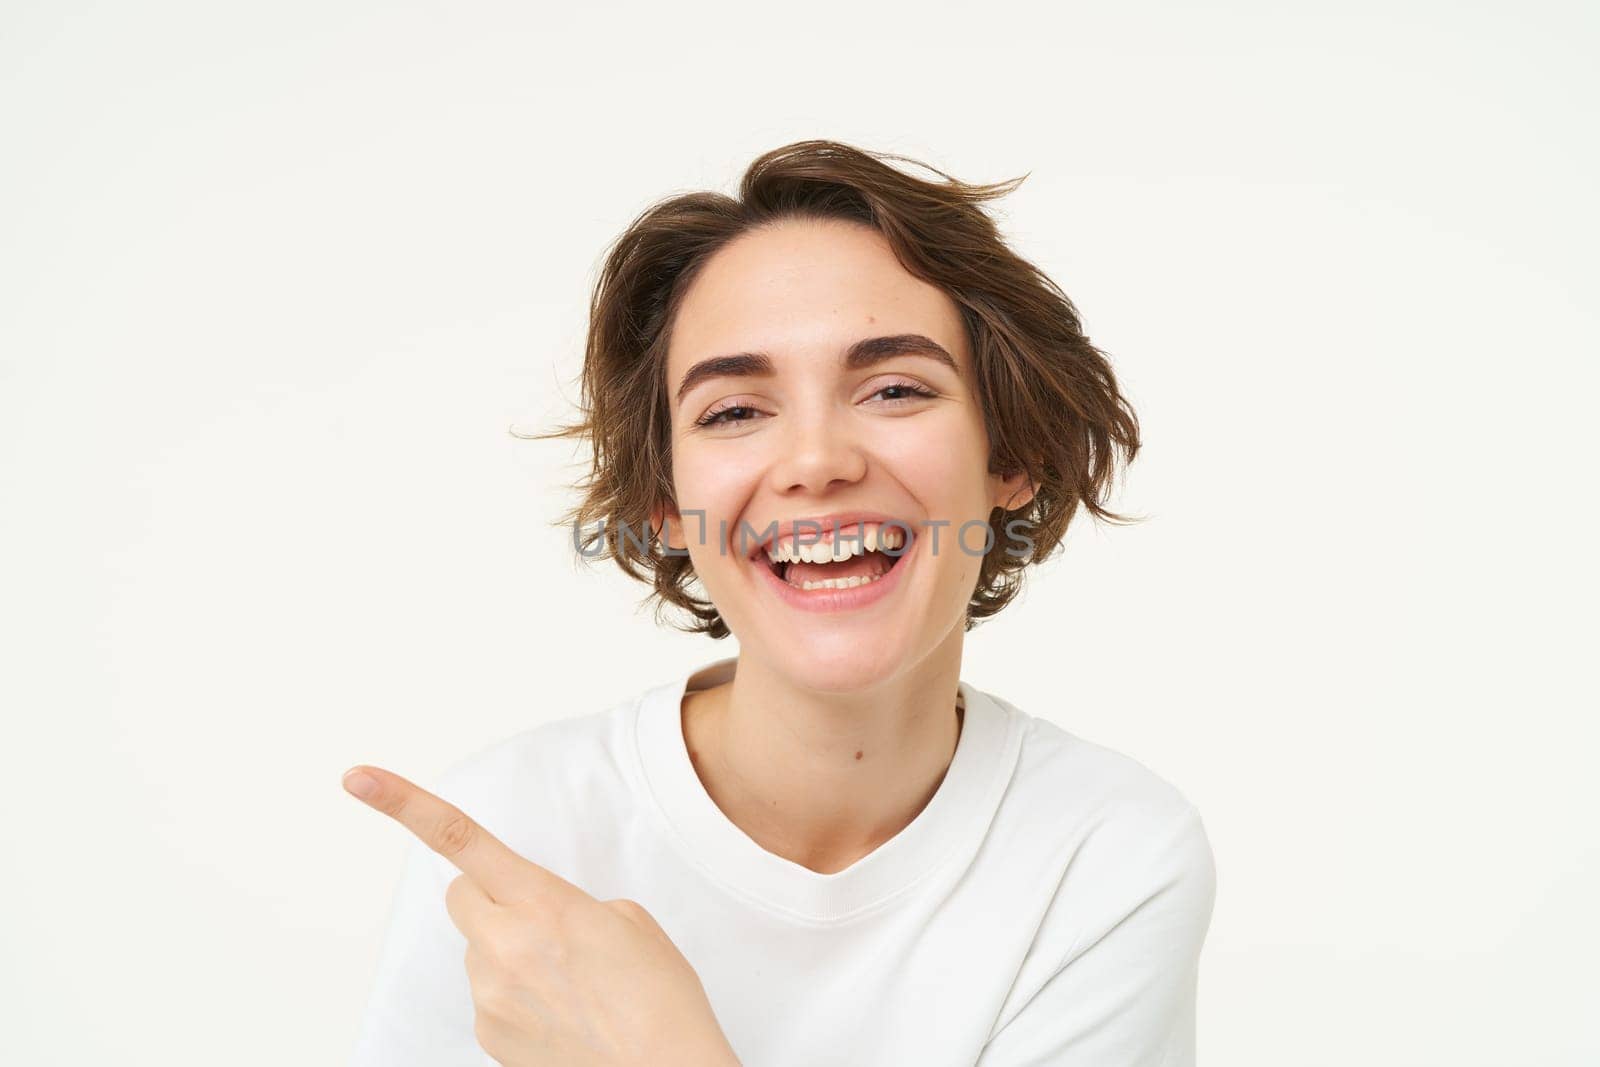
[671,441,761,556]
[877,413,995,594]
[876,411,992,511]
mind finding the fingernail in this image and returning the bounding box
[343,769,379,800]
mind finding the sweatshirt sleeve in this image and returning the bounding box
[349,831,492,1066]
[976,805,1218,1067]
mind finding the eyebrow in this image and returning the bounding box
[673,334,959,408]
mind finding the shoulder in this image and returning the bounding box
[985,691,1217,934]
[435,697,636,792]
[973,700,1217,1061]
[995,691,1199,822]
[420,691,646,857]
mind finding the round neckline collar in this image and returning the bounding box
[632,656,1021,924]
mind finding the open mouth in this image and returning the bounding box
[753,521,914,592]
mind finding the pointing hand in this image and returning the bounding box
[343,765,740,1067]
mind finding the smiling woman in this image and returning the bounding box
[349,141,1216,1067]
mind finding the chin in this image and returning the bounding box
[754,625,927,695]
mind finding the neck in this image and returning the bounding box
[681,626,967,875]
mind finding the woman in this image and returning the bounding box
[345,140,1216,1066]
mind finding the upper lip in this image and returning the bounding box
[741,511,914,560]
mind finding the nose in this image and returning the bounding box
[765,402,868,496]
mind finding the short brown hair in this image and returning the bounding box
[526,140,1141,639]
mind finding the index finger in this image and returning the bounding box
[342,764,575,906]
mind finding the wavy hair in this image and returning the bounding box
[523,140,1142,639]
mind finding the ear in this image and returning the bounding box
[990,466,1036,514]
[649,500,689,551]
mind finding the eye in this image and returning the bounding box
[694,401,766,429]
[866,378,939,405]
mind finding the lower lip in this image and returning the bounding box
[751,542,914,614]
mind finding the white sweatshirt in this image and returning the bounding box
[351,657,1216,1066]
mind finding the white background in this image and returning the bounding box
[2,2,1595,1063]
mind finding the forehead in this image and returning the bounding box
[665,217,970,376]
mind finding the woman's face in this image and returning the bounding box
[658,217,1031,693]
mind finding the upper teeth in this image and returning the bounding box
[763,523,907,564]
